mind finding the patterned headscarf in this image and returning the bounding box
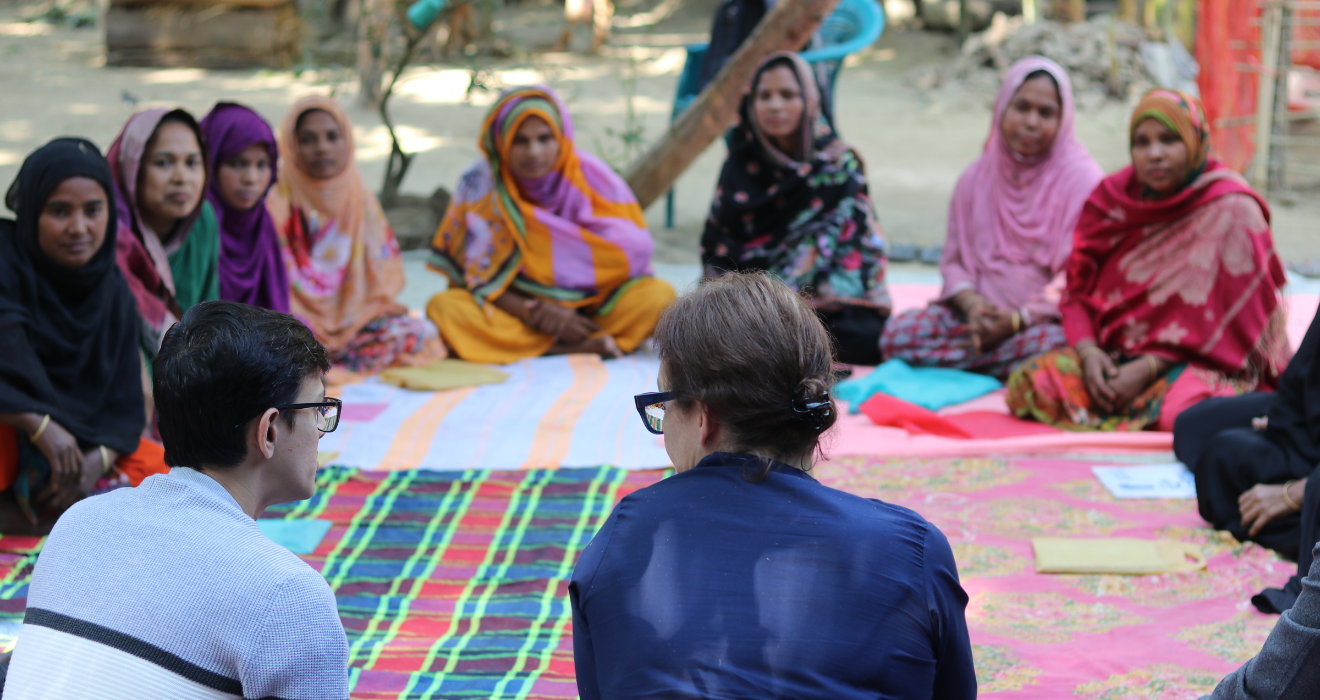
[268,95,405,353]
[1130,89,1211,181]
[429,85,654,308]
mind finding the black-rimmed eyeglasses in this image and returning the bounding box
[277,398,342,433]
[234,398,342,433]
[634,391,674,435]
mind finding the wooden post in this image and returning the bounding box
[1268,4,1293,192]
[1250,1,1283,192]
[1117,0,1137,23]
[622,0,843,209]
[1065,0,1086,22]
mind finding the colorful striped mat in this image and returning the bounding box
[0,457,1290,697]
[321,354,669,471]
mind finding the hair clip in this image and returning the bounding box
[790,394,834,432]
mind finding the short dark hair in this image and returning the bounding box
[154,301,330,469]
[654,272,837,472]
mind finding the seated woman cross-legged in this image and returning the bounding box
[881,57,1104,378]
[701,52,891,365]
[269,96,443,373]
[427,86,675,363]
[0,139,169,534]
[570,272,975,700]
[1172,306,1320,614]
[1006,90,1290,432]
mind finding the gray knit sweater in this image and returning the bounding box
[4,467,349,699]
[1206,542,1320,699]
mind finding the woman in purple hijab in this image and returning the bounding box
[199,102,290,313]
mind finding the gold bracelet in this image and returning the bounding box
[1145,355,1159,381]
[29,414,51,443]
[1011,311,1021,334]
[1078,346,1104,361]
[1283,479,1302,511]
[99,446,115,476]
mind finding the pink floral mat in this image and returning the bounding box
[817,454,1293,699]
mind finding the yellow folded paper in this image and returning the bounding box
[379,359,511,392]
[1032,537,1207,574]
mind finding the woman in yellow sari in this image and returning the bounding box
[426,86,675,364]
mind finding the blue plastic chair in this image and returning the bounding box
[664,0,885,228]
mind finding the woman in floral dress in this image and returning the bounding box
[700,52,890,365]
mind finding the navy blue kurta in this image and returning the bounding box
[569,452,976,700]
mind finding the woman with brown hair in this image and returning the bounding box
[568,272,975,700]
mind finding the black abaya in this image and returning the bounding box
[1173,306,1320,613]
[0,139,143,455]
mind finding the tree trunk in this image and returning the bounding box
[357,0,392,107]
[622,0,843,209]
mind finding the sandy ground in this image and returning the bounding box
[0,0,1315,273]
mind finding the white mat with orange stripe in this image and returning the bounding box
[319,353,668,471]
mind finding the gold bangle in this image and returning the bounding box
[1145,355,1159,381]
[29,414,51,443]
[1283,479,1302,511]
[99,446,114,476]
[1011,311,1021,334]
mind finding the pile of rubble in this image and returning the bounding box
[912,14,1153,106]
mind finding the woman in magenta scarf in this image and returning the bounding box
[199,102,289,313]
[880,57,1104,378]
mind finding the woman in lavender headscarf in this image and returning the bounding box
[199,102,290,313]
[880,57,1104,378]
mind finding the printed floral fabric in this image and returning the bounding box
[817,455,1292,697]
[328,313,443,374]
[700,52,890,311]
[1061,163,1289,387]
[1004,348,1259,431]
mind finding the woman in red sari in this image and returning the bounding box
[1006,90,1290,431]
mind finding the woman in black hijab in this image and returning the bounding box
[1174,307,1320,614]
[0,138,162,533]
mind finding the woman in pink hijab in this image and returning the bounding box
[880,57,1104,378]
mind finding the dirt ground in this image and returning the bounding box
[0,0,1316,265]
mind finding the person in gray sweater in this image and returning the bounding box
[4,300,349,699]
[1206,541,1320,699]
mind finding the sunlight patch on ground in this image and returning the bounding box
[354,124,449,161]
[141,68,208,84]
[67,103,100,115]
[572,95,671,116]
[0,22,51,36]
[0,120,33,142]
[396,69,475,104]
[214,72,302,91]
[497,68,544,86]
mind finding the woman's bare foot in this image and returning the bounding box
[549,335,623,359]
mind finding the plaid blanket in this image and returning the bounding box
[271,466,662,699]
